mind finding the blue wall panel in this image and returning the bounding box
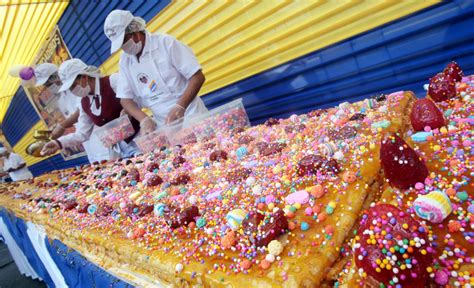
[28,154,89,177]
[201,0,474,124]
[2,88,40,147]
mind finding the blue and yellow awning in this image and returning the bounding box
[0,0,69,122]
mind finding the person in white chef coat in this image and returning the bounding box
[40,59,141,158]
[103,10,208,134]
[34,63,109,163]
[0,148,33,181]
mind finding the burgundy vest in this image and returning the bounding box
[81,76,140,143]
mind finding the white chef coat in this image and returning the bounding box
[58,79,139,159]
[57,90,109,163]
[3,153,33,181]
[117,32,208,125]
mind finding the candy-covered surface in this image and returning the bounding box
[337,74,473,288]
[0,91,416,287]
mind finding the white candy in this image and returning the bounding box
[246,177,256,186]
[252,185,262,195]
[265,254,275,263]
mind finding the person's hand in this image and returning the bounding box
[51,124,65,140]
[165,104,186,124]
[40,140,61,156]
[140,116,156,135]
[120,109,127,116]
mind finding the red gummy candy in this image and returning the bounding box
[209,150,228,162]
[410,98,445,131]
[254,210,288,247]
[226,168,252,183]
[146,162,159,172]
[145,174,163,187]
[265,118,280,126]
[242,211,265,236]
[164,205,200,228]
[172,156,186,168]
[443,61,464,82]
[428,73,456,102]
[380,134,428,189]
[171,173,191,186]
[354,204,432,288]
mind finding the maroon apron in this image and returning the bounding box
[81,76,140,143]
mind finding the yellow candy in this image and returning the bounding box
[129,191,141,201]
[268,203,275,210]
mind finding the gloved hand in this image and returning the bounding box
[140,116,156,135]
[165,104,186,124]
[51,124,65,140]
[40,140,61,156]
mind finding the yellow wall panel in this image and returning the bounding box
[100,0,438,97]
[12,120,53,166]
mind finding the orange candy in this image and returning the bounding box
[446,188,456,196]
[260,260,271,270]
[240,259,252,270]
[288,221,296,231]
[318,212,327,222]
[308,185,325,198]
[221,231,237,250]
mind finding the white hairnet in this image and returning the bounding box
[125,17,146,34]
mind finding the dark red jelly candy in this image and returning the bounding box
[164,205,200,228]
[265,118,280,126]
[284,124,306,133]
[172,156,186,168]
[226,168,252,183]
[137,205,154,217]
[238,135,254,145]
[297,154,324,176]
[323,159,341,175]
[99,204,113,216]
[209,150,228,162]
[128,168,141,182]
[328,126,357,141]
[410,98,445,131]
[172,173,191,185]
[242,211,265,236]
[77,204,89,214]
[254,210,288,247]
[354,204,432,288]
[380,134,428,189]
[146,162,159,172]
[349,113,366,121]
[145,174,163,187]
[202,142,216,150]
[443,61,463,82]
[63,201,77,211]
[257,142,286,157]
[428,73,456,102]
[125,204,139,216]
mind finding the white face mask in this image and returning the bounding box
[122,37,143,55]
[71,81,91,98]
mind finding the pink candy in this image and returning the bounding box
[285,190,309,205]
